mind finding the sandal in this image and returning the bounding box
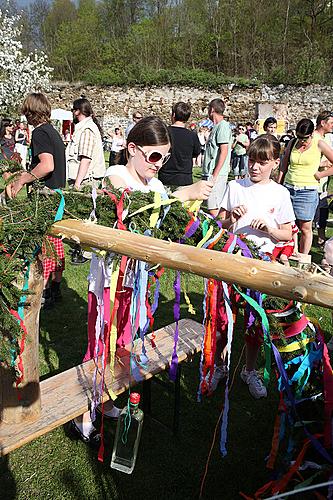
[69,419,101,446]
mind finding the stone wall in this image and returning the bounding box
[46,82,333,132]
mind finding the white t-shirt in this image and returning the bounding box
[89,165,166,292]
[111,136,124,153]
[220,178,295,253]
[105,164,166,194]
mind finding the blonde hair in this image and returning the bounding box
[21,93,51,127]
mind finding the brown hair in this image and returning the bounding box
[172,101,191,122]
[208,98,225,116]
[316,110,333,127]
[72,98,103,136]
[127,116,170,147]
[247,134,280,162]
[21,93,51,127]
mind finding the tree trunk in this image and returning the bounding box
[50,219,333,309]
[0,260,43,424]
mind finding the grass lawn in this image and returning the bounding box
[1,173,333,499]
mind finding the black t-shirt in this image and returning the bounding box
[280,134,293,148]
[158,126,201,186]
[31,123,66,189]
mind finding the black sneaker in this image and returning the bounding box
[70,253,89,265]
[41,288,55,310]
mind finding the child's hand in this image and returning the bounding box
[230,205,247,224]
[250,218,269,232]
[174,179,214,202]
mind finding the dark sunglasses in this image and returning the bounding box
[137,145,170,165]
[296,134,312,141]
[133,115,142,120]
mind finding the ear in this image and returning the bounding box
[272,158,280,170]
[127,142,136,157]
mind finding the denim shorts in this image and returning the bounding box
[285,185,319,221]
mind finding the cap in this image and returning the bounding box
[129,392,141,405]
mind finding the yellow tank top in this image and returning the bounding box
[285,132,321,187]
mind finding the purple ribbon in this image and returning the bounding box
[169,271,181,381]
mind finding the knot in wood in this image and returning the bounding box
[292,286,307,300]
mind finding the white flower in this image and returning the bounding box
[0,10,53,114]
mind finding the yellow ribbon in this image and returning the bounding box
[108,259,121,399]
[183,274,196,315]
[150,191,162,228]
[277,337,315,353]
[196,225,214,248]
[128,197,180,218]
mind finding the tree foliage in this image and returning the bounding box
[11,0,333,85]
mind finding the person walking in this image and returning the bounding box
[202,98,233,217]
[66,98,105,190]
[158,101,201,187]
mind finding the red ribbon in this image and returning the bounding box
[9,309,28,399]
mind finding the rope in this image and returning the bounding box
[199,344,246,498]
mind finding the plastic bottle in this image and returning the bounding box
[110,392,144,474]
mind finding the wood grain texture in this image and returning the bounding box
[50,219,333,309]
[0,261,43,425]
[0,318,203,455]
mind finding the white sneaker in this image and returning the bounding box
[206,364,228,392]
[241,366,267,399]
[327,337,333,351]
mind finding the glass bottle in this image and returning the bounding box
[110,392,144,474]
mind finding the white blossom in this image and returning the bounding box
[0,10,53,114]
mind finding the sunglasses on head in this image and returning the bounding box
[134,115,142,120]
[136,145,170,165]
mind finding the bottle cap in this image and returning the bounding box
[129,392,141,405]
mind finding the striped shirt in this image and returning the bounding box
[78,129,96,160]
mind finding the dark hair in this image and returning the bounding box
[72,98,103,136]
[172,101,191,122]
[127,116,170,147]
[0,118,14,139]
[295,118,314,138]
[115,128,120,133]
[263,117,277,131]
[287,129,293,135]
[237,123,245,129]
[316,110,333,127]
[208,98,225,116]
[247,134,280,162]
[246,121,253,127]
[21,93,51,127]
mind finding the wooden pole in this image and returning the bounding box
[0,261,43,424]
[50,219,333,309]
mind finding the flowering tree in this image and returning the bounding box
[0,10,53,114]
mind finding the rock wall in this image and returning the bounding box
[46,82,333,132]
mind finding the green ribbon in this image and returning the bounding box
[234,285,271,387]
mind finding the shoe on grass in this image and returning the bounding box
[241,366,267,399]
[206,364,228,392]
[96,404,121,420]
[70,252,89,265]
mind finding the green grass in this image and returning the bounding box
[1,177,333,499]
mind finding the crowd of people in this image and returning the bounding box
[1,92,333,443]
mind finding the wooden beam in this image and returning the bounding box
[50,219,333,309]
[0,261,43,425]
[0,319,202,455]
